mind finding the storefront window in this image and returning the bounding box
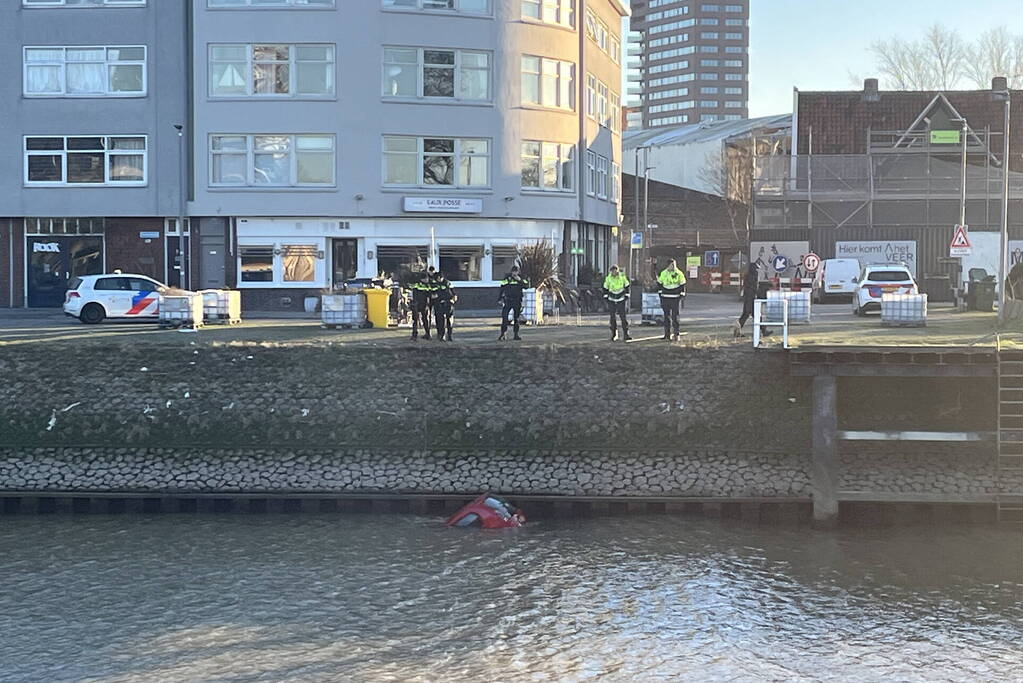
[282,245,316,282]
[376,245,428,280]
[440,245,483,281]
[240,245,273,282]
[492,246,519,277]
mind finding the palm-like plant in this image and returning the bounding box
[517,240,568,303]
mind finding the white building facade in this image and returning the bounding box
[190,0,628,309]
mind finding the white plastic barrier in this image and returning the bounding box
[766,290,811,324]
[752,298,789,349]
[200,289,241,324]
[159,293,204,328]
[321,293,366,328]
[881,293,927,326]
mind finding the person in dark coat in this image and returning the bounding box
[430,270,456,341]
[734,262,770,338]
[498,266,528,340]
[410,268,434,341]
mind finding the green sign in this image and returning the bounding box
[930,130,961,144]
[570,247,584,255]
[686,256,702,269]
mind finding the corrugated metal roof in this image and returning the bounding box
[623,114,792,150]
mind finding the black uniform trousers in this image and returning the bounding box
[738,291,755,327]
[411,302,431,338]
[433,301,454,339]
[608,299,629,335]
[500,301,522,334]
[660,296,681,336]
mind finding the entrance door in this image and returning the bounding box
[166,235,190,289]
[332,238,358,285]
[200,232,225,289]
[27,236,103,307]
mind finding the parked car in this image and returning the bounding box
[812,258,860,303]
[852,263,918,315]
[63,273,166,324]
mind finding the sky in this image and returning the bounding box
[747,0,1023,117]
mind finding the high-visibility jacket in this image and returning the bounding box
[602,272,630,302]
[657,268,687,298]
[499,275,529,305]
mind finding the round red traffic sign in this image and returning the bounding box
[803,252,821,273]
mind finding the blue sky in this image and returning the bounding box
[748,0,1023,116]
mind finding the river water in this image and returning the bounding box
[2,514,1023,682]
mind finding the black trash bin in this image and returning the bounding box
[967,268,996,312]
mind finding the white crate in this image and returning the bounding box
[200,289,241,323]
[321,293,366,327]
[766,290,811,324]
[159,293,203,327]
[881,293,927,326]
[521,288,541,324]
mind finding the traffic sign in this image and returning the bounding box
[704,250,721,267]
[630,231,643,250]
[949,224,972,256]
[771,255,789,273]
[802,252,821,273]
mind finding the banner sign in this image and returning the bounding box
[835,240,918,276]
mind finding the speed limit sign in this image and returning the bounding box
[803,252,821,273]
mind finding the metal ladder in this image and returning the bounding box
[996,339,1023,521]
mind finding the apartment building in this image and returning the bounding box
[0,0,188,308]
[0,0,628,310]
[628,0,749,129]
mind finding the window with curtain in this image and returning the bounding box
[209,44,335,98]
[25,135,146,185]
[210,134,335,187]
[24,46,145,97]
[282,246,316,282]
[383,136,489,188]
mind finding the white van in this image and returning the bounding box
[813,258,861,303]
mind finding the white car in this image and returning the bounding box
[63,273,166,324]
[813,258,861,303]
[852,263,918,315]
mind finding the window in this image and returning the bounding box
[521,141,574,192]
[610,36,620,63]
[283,245,317,282]
[724,114,741,120]
[439,246,483,281]
[382,0,490,13]
[377,245,429,278]
[240,246,274,283]
[521,56,574,109]
[596,156,608,199]
[382,47,490,101]
[210,134,335,187]
[24,0,146,5]
[650,73,695,86]
[492,245,519,275]
[25,136,146,186]
[700,87,718,94]
[649,87,688,99]
[700,100,719,107]
[522,0,573,27]
[725,18,746,25]
[699,46,719,53]
[725,32,743,40]
[585,150,596,196]
[383,136,489,187]
[700,59,720,67]
[597,81,608,126]
[651,115,688,126]
[725,46,745,53]
[701,32,719,39]
[648,19,695,34]
[699,18,719,25]
[701,4,720,10]
[699,73,719,80]
[724,60,743,67]
[649,59,689,73]
[210,44,334,98]
[724,87,742,94]
[725,73,744,80]
[586,74,596,118]
[610,92,620,132]
[611,162,620,201]
[210,0,332,5]
[724,100,744,108]
[725,4,742,11]
[24,46,145,97]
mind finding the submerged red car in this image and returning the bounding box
[446,494,526,529]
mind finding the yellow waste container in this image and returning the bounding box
[363,288,391,328]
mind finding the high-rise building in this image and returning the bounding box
[627,0,749,129]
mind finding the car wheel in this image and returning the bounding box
[80,303,105,325]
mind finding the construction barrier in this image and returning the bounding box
[771,277,815,292]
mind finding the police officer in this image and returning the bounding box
[431,269,456,342]
[656,259,686,341]
[410,268,433,341]
[498,265,528,341]
[602,265,631,341]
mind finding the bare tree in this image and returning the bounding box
[698,143,754,244]
[868,24,965,90]
[963,27,1023,88]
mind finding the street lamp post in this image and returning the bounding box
[174,124,186,289]
[996,86,1012,322]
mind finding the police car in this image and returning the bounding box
[852,263,918,315]
[63,273,166,324]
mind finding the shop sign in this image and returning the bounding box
[139,231,160,239]
[403,197,483,213]
[33,242,60,253]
